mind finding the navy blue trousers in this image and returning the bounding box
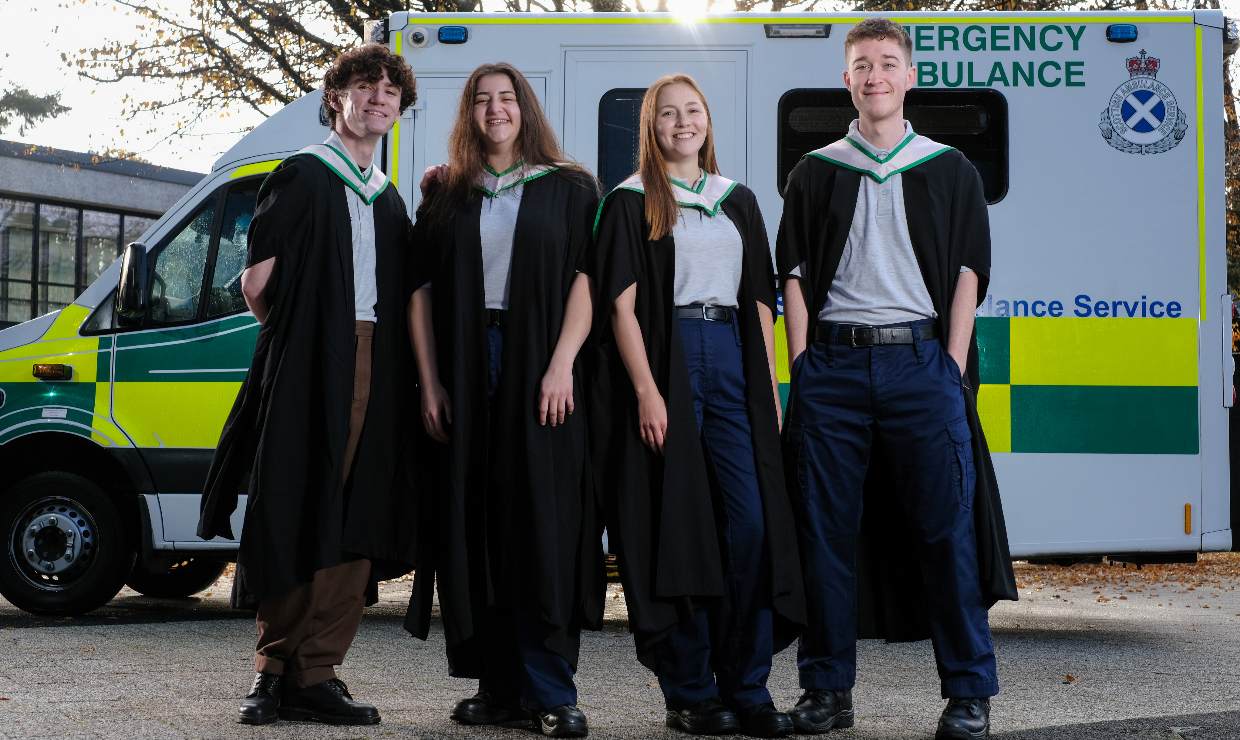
[791,321,998,699]
[647,315,775,710]
[475,325,578,711]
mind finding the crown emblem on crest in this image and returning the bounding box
[1126,49,1161,79]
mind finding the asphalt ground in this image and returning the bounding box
[2,555,1240,739]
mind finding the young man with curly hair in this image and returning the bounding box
[198,43,420,726]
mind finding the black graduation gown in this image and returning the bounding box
[403,169,605,675]
[198,154,419,608]
[776,148,1019,642]
[589,183,806,668]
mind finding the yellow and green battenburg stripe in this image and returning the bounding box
[0,309,260,449]
[0,306,130,447]
[774,316,1199,455]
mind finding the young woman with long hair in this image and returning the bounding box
[405,62,602,739]
[588,74,805,738]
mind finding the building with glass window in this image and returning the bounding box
[0,140,203,328]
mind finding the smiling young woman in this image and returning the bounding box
[405,62,601,739]
[587,74,805,739]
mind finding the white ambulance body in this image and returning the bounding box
[0,10,1232,616]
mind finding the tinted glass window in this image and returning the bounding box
[82,210,121,285]
[777,88,1008,203]
[148,198,216,325]
[206,181,260,318]
[0,199,34,325]
[38,205,78,315]
[598,88,645,193]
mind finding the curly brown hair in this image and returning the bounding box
[322,43,417,127]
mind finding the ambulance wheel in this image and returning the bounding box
[127,557,227,598]
[0,472,134,616]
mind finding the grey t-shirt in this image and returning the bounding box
[479,182,522,310]
[818,121,934,325]
[345,178,378,323]
[672,206,743,308]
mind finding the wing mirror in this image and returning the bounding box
[116,242,149,326]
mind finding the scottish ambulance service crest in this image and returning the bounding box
[1099,50,1187,155]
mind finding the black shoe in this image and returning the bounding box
[535,704,589,737]
[238,672,282,725]
[736,702,793,738]
[936,698,990,740]
[451,690,529,727]
[665,697,740,735]
[279,678,380,725]
[788,689,854,734]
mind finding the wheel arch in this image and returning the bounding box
[0,432,152,549]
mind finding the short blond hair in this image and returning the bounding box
[844,19,912,63]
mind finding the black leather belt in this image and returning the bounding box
[486,309,507,328]
[676,304,735,323]
[816,322,938,347]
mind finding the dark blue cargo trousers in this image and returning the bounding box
[641,313,776,711]
[791,320,998,700]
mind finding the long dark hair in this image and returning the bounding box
[433,62,581,213]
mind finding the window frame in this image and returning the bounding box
[202,178,262,320]
[0,190,162,329]
[80,175,265,336]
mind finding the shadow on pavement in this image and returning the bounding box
[997,711,1240,739]
[0,594,249,628]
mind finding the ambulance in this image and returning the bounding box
[0,10,1234,616]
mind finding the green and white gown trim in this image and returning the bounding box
[806,131,953,184]
[299,138,391,205]
[593,172,740,237]
[613,172,739,216]
[476,161,561,198]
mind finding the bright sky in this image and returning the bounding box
[2,0,1239,175]
[1,0,269,174]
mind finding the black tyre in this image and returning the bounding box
[0,472,134,616]
[126,557,227,598]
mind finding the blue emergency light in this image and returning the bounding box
[1106,24,1138,43]
[438,26,469,44]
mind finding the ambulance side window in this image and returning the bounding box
[598,88,646,193]
[776,89,1008,203]
[147,196,217,326]
[205,179,261,318]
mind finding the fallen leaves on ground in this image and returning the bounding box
[1015,553,1240,609]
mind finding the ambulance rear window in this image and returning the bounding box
[777,88,1007,203]
[598,88,646,193]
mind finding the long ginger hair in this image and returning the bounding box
[637,74,719,241]
[433,62,578,213]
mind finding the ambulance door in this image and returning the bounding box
[408,76,548,211]
[562,49,749,192]
[110,176,262,545]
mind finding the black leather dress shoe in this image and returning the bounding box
[788,689,854,734]
[535,704,589,737]
[451,690,530,727]
[736,702,793,738]
[665,697,740,735]
[238,672,282,725]
[936,698,990,740]
[279,678,380,725]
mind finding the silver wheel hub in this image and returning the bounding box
[10,497,96,588]
[23,513,84,574]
